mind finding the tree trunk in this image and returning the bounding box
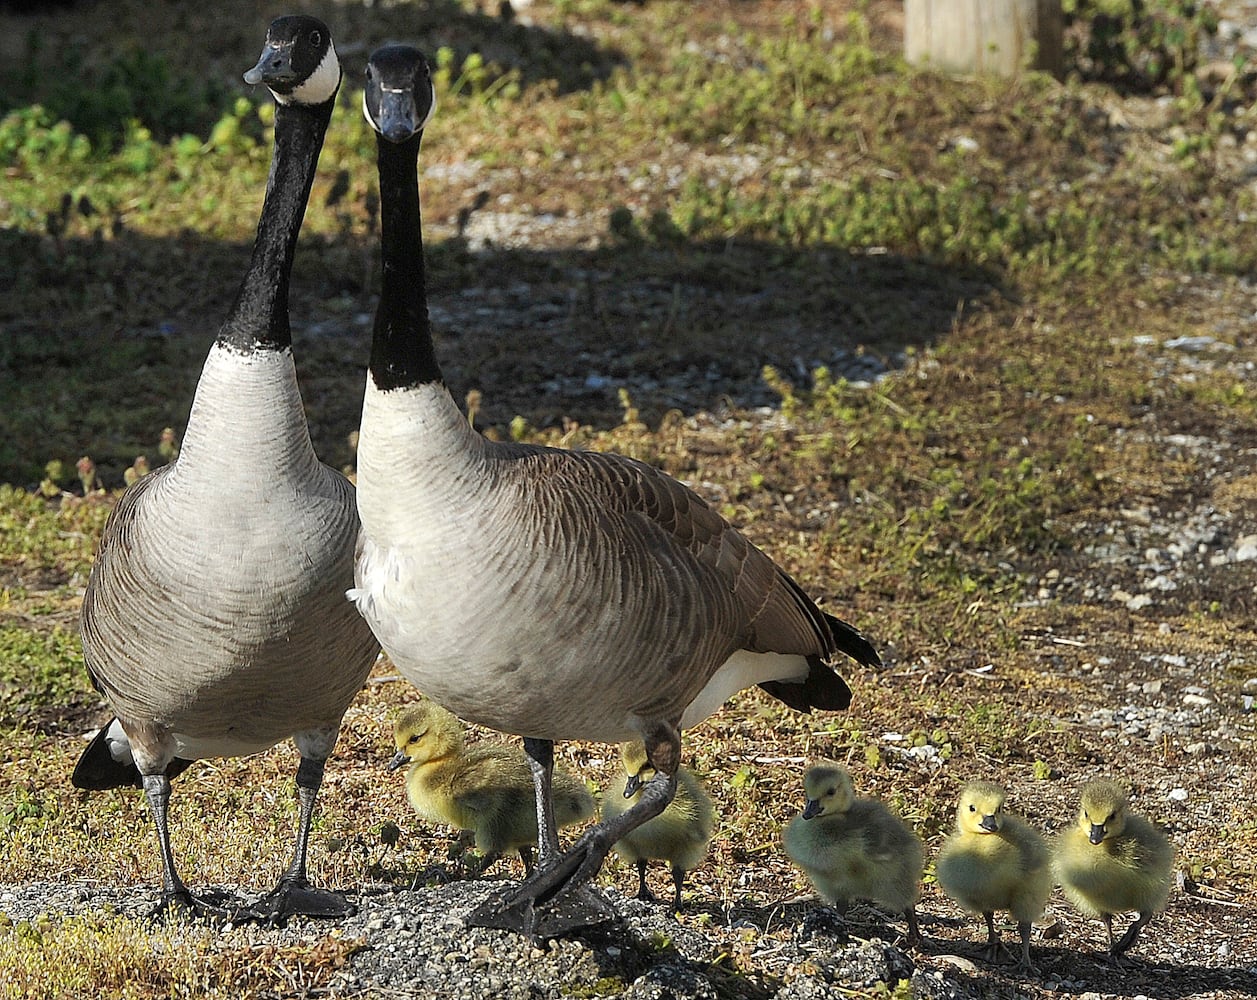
[904,0,1063,77]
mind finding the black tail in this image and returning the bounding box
[823,611,881,669]
[71,722,192,790]
[757,612,879,713]
[759,658,852,713]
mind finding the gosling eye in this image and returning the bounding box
[968,803,976,812]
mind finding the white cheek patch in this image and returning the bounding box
[273,45,341,106]
[420,83,437,128]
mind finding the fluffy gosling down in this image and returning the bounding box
[782,763,923,944]
[935,780,1052,969]
[389,701,596,873]
[1054,779,1174,957]
[602,742,715,910]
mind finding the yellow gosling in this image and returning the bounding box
[1054,779,1174,957]
[603,742,715,910]
[389,701,595,873]
[783,762,923,945]
[935,780,1051,969]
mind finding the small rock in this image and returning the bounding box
[1142,680,1163,695]
[1168,787,1189,802]
[934,954,979,974]
[1234,534,1257,562]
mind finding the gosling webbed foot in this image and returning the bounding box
[233,876,356,926]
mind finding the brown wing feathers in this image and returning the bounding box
[536,449,878,711]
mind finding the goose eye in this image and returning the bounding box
[310,30,322,46]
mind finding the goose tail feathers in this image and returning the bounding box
[756,611,878,713]
[71,720,193,791]
[759,657,852,713]
[823,611,882,669]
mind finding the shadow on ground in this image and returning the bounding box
[0,220,1001,489]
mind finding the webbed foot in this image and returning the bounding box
[233,877,356,926]
[148,886,240,923]
[466,880,616,939]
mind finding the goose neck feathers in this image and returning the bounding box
[221,20,339,354]
[365,46,441,391]
[174,346,322,486]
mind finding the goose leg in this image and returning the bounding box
[466,724,681,939]
[1110,911,1151,957]
[523,737,561,869]
[636,859,655,902]
[669,864,685,911]
[143,773,196,916]
[142,773,235,920]
[237,756,355,924]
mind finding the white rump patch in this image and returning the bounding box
[104,718,134,767]
[680,649,809,730]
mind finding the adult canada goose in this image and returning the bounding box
[72,16,380,922]
[349,43,880,937]
[935,780,1052,969]
[782,762,922,944]
[388,700,595,873]
[602,741,715,910]
[1053,779,1174,957]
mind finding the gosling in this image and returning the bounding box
[935,780,1052,969]
[389,701,595,873]
[782,762,923,944]
[602,742,715,909]
[1053,779,1174,957]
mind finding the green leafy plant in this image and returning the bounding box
[1063,0,1222,92]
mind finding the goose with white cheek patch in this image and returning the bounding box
[349,43,881,938]
[72,15,380,923]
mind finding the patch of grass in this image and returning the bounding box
[0,910,365,1000]
[0,487,110,585]
[0,626,89,722]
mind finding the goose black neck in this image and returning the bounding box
[217,98,334,352]
[369,131,443,390]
